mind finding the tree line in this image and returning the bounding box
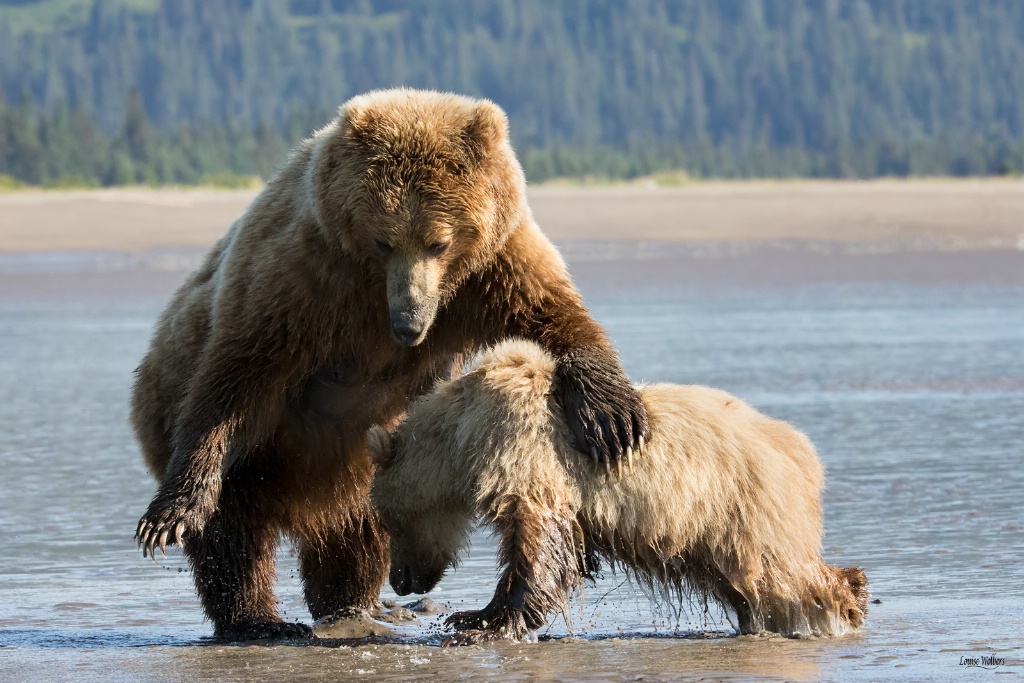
[1,0,1023,186]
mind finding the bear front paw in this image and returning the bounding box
[441,629,507,647]
[445,608,529,643]
[556,353,650,478]
[218,619,315,643]
[445,609,489,631]
[135,493,209,558]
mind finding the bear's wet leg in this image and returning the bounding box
[185,477,310,642]
[709,570,761,635]
[297,502,389,621]
[445,499,581,644]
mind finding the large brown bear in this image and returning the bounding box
[131,89,648,641]
[368,339,868,644]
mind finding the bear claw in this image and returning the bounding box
[556,355,650,474]
[445,609,488,631]
[136,504,192,559]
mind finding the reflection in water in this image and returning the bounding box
[0,271,1022,681]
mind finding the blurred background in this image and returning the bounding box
[1,0,1024,187]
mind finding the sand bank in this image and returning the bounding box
[1,179,1022,253]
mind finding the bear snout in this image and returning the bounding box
[391,561,446,595]
[390,564,414,596]
[390,315,426,346]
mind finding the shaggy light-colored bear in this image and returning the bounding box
[368,339,868,643]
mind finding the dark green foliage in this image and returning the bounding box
[1,0,1023,185]
[0,91,270,186]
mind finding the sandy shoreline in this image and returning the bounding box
[1,178,1022,253]
[2,179,1022,303]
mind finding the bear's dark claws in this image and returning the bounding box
[555,350,649,478]
[445,606,533,643]
[157,529,169,557]
[136,495,203,559]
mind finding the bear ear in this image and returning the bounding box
[463,100,509,160]
[366,425,397,469]
[339,95,381,146]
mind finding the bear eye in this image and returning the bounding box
[375,239,393,255]
[427,242,450,257]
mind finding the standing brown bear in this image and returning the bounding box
[130,88,648,641]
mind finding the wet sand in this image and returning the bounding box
[2,179,1022,305]
[1,178,1023,252]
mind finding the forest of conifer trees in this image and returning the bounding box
[1,0,1023,186]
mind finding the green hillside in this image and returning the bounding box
[2,0,1023,186]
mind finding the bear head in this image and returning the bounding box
[367,420,474,596]
[366,340,562,596]
[308,88,527,347]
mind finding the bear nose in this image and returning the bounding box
[391,565,413,596]
[391,319,424,346]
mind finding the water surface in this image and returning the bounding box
[1,247,1022,681]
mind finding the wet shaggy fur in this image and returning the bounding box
[130,89,647,640]
[368,340,869,644]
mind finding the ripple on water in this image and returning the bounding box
[0,281,1022,681]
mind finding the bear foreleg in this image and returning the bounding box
[184,468,313,641]
[444,497,582,644]
[296,502,389,621]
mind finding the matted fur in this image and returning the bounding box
[369,340,868,643]
[130,89,646,640]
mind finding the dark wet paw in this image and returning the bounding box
[219,620,315,642]
[556,351,650,478]
[444,608,530,643]
[441,629,508,647]
[135,495,203,559]
[445,609,488,632]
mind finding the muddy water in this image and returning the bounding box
[1,246,1022,681]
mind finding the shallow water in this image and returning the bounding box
[1,248,1022,681]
